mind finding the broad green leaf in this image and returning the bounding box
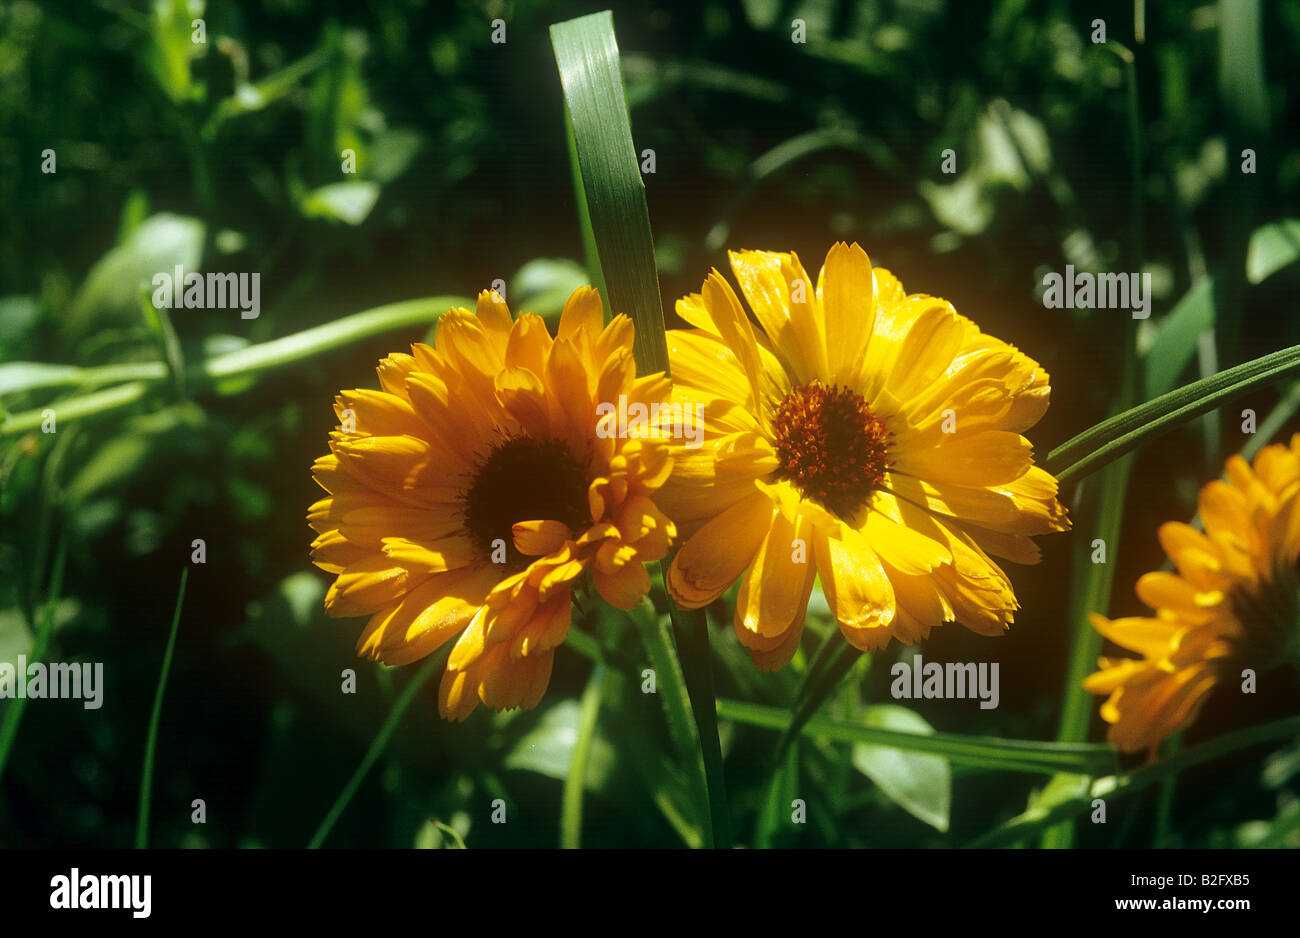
[300,181,381,226]
[65,214,205,338]
[504,699,615,791]
[368,129,424,184]
[852,705,951,832]
[1141,278,1214,400]
[1247,219,1300,284]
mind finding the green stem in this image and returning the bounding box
[561,661,607,849]
[774,637,861,762]
[308,649,447,848]
[136,566,189,849]
[629,601,714,847]
[665,596,731,848]
[0,536,67,784]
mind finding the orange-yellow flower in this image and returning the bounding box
[1085,436,1300,754]
[308,287,675,720]
[661,242,1068,669]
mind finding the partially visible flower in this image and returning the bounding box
[308,287,675,720]
[1085,436,1300,754]
[661,242,1068,669]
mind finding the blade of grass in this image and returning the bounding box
[564,112,608,305]
[553,10,731,846]
[135,566,189,849]
[0,536,67,784]
[2,296,470,436]
[717,698,1118,776]
[1045,341,1300,486]
[560,661,607,849]
[551,10,668,376]
[969,714,1300,847]
[308,647,448,848]
[1242,381,1300,462]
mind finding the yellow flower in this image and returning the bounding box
[1085,436,1300,754]
[308,287,676,720]
[662,242,1068,669]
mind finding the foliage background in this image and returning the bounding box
[2,0,1299,848]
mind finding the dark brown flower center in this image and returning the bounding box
[1229,561,1300,670]
[771,381,890,519]
[462,437,589,567]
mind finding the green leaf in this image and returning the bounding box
[1247,219,1300,284]
[65,214,205,338]
[504,698,614,791]
[368,129,424,184]
[0,363,86,396]
[550,11,668,375]
[851,705,951,832]
[0,539,67,784]
[716,697,1117,775]
[509,258,590,324]
[3,296,467,438]
[300,181,381,226]
[1141,278,1214,401]
[1046,342,1300,486]
[145,0,206,104]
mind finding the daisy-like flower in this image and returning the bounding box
[661,242,1068,670]
[1084,436,1300,754]
[308,287,676,720]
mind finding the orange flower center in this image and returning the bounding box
[771,381,890,518]
[462,437,589,566]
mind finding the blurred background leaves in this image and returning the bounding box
[2,0,1300,848]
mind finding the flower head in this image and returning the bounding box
[1085,436,1300,754]
[662,242,1068,669]
[309,287,676,720]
